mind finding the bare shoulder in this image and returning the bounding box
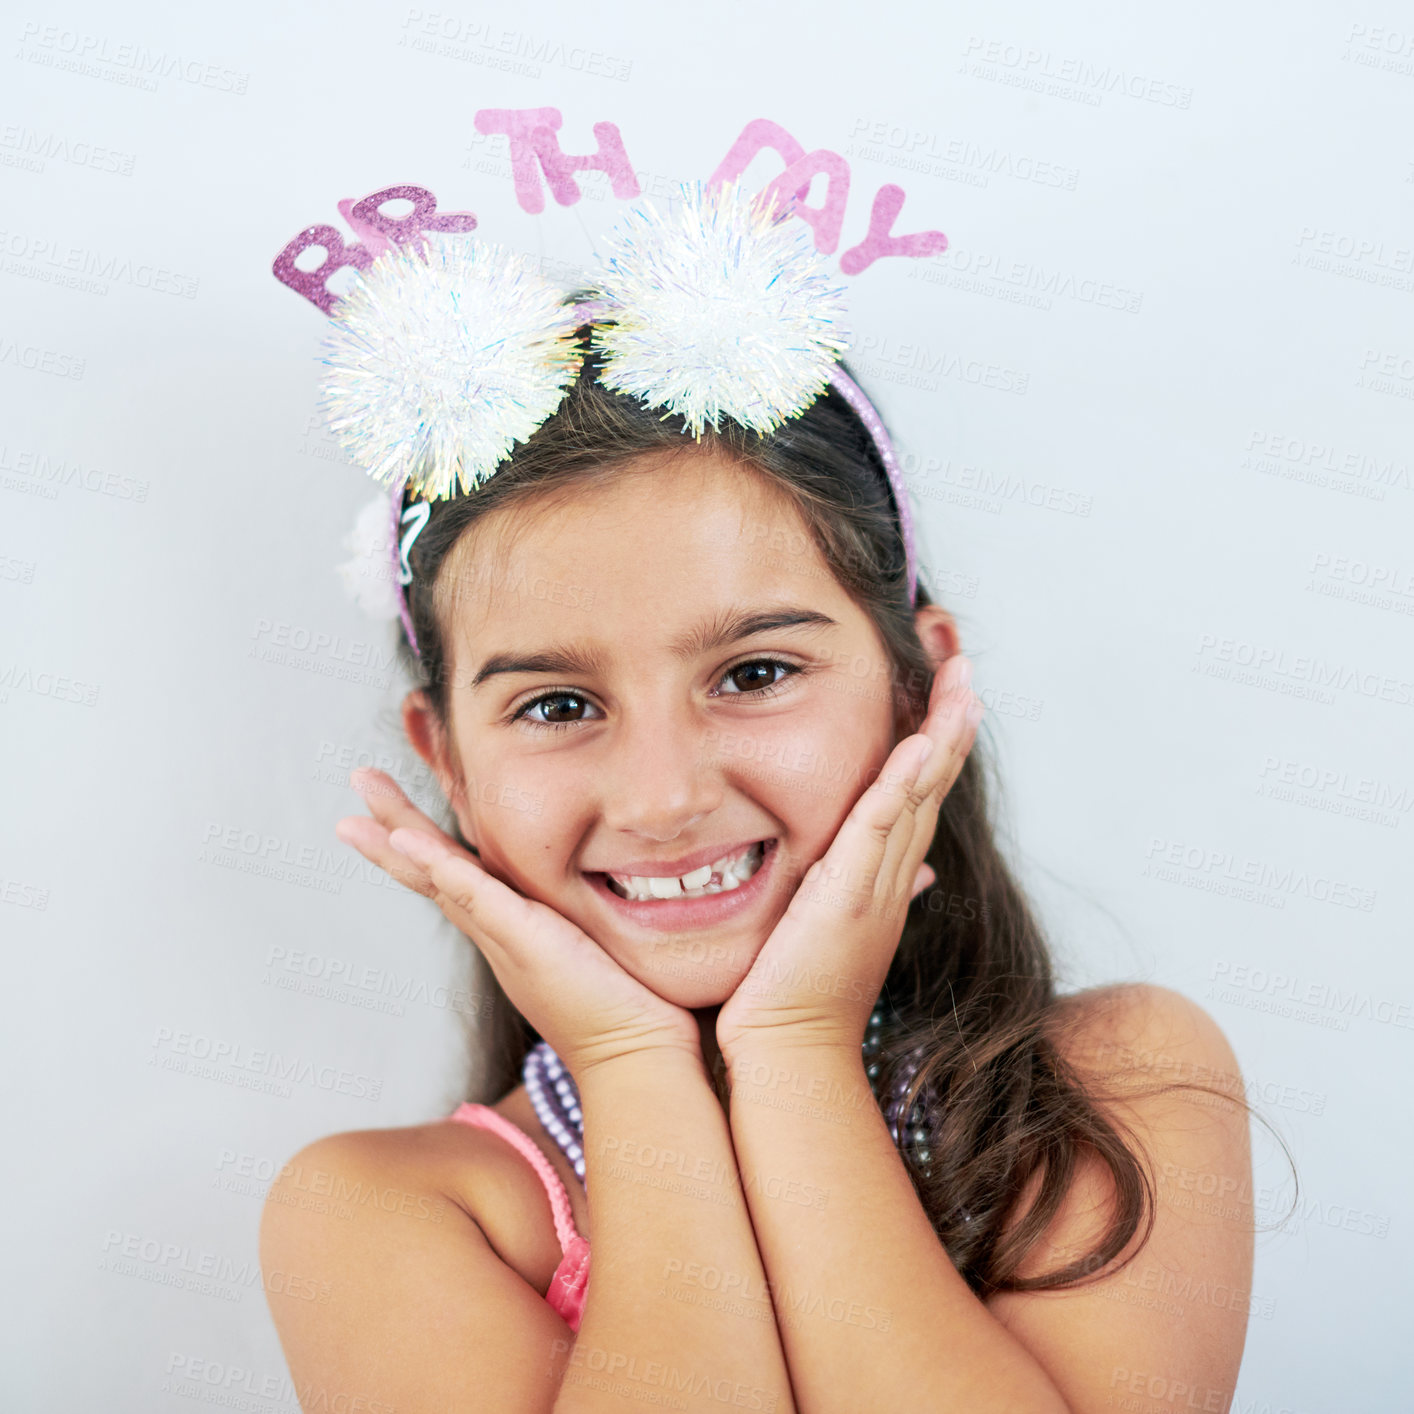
[259,1117,500,1244]
[259,1118,573,1412]
[1048,981,1244,1093]
[1034,981,1253,1265]
[983,984,1255,1412]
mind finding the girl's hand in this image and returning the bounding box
[715,654,982,1062]
[334,771,702,1077]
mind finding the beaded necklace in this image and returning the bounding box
[523,998,935,1187]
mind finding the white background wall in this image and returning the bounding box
[3,2,1411,1409]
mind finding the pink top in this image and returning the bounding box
[446,1102,591,1331]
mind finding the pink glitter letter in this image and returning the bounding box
[474,108,640,213]
[708,118,810,200]
[760,149,852,255]
[839,184,948,275]
[344,184,477,251]
[272,224,380,316]
[273,185,478,314]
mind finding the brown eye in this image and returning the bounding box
[718,658,801,696]
[729,661,781,692]
[540,694,588,722]
[514,692,601,730]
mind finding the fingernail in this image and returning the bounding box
[334,819,357,845]
[388,827,433,862]
[952,655,972,689]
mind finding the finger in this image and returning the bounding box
[351,767,461,847]
[779,730,935,931]
[915,656,981,789]
[892,657,984,873]
[910,863,936,901]
[866,734,951,909]
[874,730,972,906]
[334,814,438,899]
[388,827,599,989]
[813,654,981,915]
[387,826,485,920]
[344,765,468,897]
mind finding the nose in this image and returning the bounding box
[598,704,724,843]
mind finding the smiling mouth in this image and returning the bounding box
[599,840,771,902]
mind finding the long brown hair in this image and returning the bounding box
[388,319,1253,1297]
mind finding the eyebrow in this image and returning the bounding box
[466,607,840,691]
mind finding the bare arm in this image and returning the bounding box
[725,1041,1073,1413]
[557,1048,796,1414]
[260,1124,577,1412]
[724,987,1253,1413]
[259,1049,798,1413]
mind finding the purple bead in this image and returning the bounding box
[521,998,931,1192]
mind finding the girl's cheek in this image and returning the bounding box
[720,714,875,820]
[460,744,556,830]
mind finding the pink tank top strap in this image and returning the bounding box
[446,1102,591,1332]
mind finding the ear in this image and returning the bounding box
[892,604,963,744]
[913,603,961,668]
[401,689,471,825]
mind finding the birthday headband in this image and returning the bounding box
[273,112,948,653]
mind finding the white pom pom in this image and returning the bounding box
[335,493,401,621]
[318,236,584,501]
[587,180,852,437]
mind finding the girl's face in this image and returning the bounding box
[413,447,934,1009]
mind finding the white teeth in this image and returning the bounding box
[606,841,766,902]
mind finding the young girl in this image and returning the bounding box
[260,189,1254,1413]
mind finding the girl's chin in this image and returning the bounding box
[618,943,764,1011]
